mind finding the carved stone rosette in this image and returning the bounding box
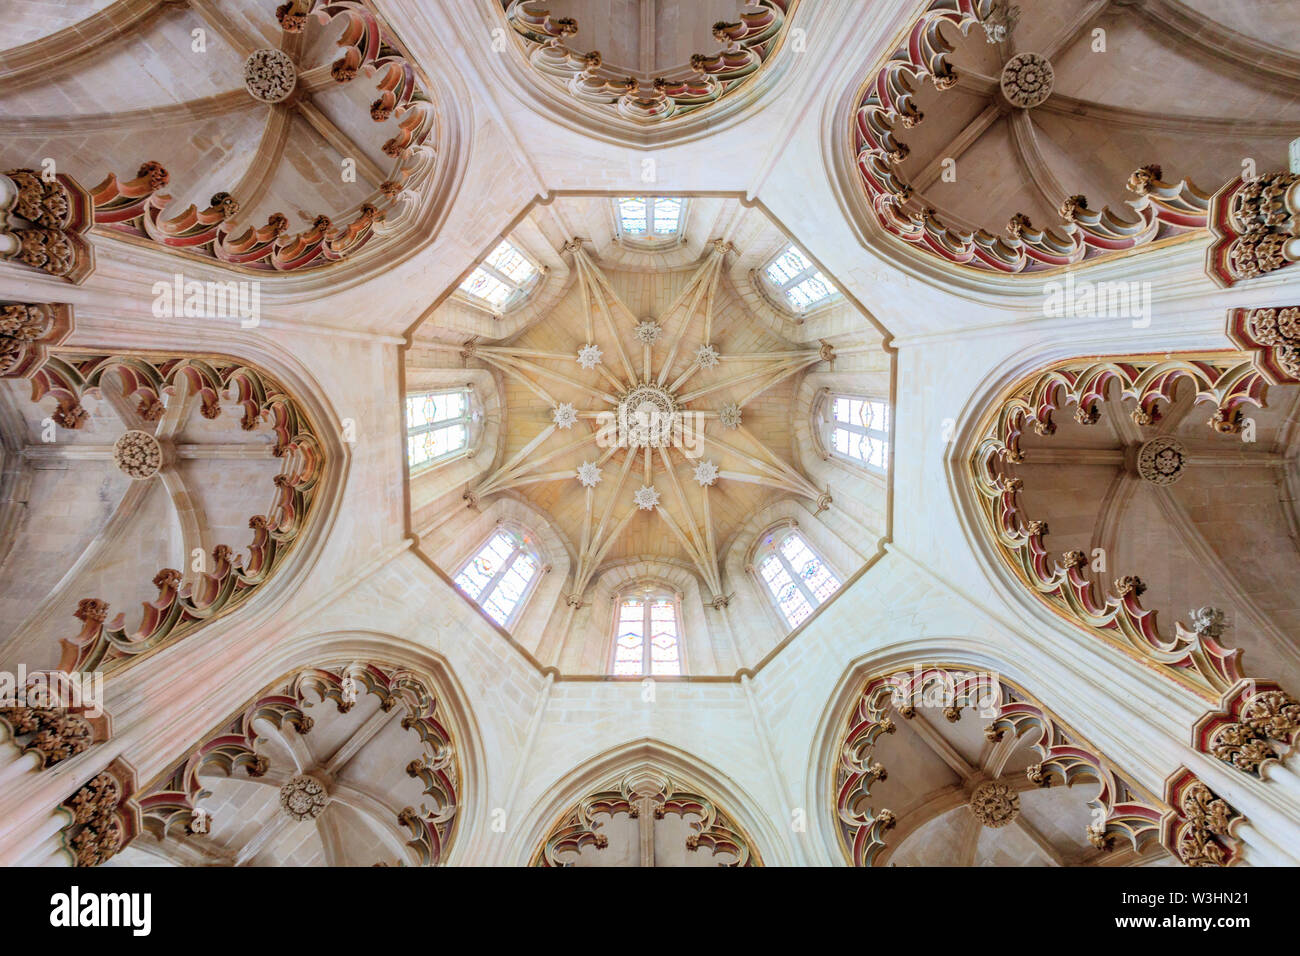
[0,170,95,283]
[279,774,327,820]
[112,430,163,480]
[1135,435,1187,485]
[969,780,1019,828]
[58,758,140,867]
[243,48,297,103]
[999,52,1053,108]
[531,768,759,867]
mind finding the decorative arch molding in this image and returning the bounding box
[840,1,1215,279]
[513,739,786,866]
[5,348,329,675]
[2,5,474,298]
[963,348,1300,779]
[0,338,345,690]
[828,661,1243,868]
[123,657,463,867]
[487,0,805,147]
[80,0,455,279]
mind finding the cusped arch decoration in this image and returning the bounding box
[845,0,1232,277]
[8,0,461,279]
[833,663,1244,867]
[6,347,327,674]
[516,740,784,866]
[126,660,460,867]
[964,347,1300,778]
[532,767,760,867]
[498,0,800,137]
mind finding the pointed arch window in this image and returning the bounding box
[825,395,889,473]
[406,388,472,472]
[763,244,837,312]
[755,529,840,628]
[615,196,685,245]
[454,527,542,627]
[612,590,682,676]
[458,240,540,311]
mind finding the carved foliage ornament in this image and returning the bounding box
[59,758,140,867]
[0,302,73,378]
[1228,306,1300,384]
[969,780,1019,828]
[1162,770,1243,867]
[1194,680,1300,777]
[1207,172,1300,286]
[0,170,95,283]
[0,705,104,767]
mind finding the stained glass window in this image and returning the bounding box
[612,593,682,676]
[453,529,541,627]
[616,197,684,241]
[829,396,889,473]
[458,240,539,310]
[756,530,841,629]
[763,244,837,312]
[406,389,471,471]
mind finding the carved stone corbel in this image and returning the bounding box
[0,170,95,283]
[59,757,139,866]
[1227,305,1300,384]
[1207,172,1300,286]
[1162,769,1243,867]
[0,302,73,379]
[0,703,109,768]
[1194,679,1300,777]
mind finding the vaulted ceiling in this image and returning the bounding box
[404,195,890,672]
